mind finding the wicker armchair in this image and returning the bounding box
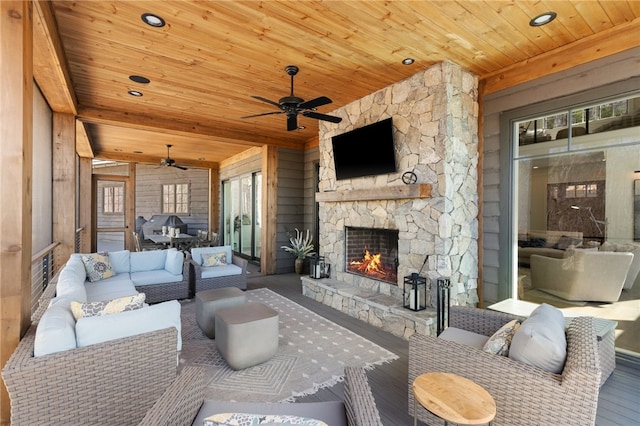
[188,253,248,294]
[408,306,601,426]
[139,366,382,426]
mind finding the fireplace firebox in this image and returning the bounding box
[345,227,399,284]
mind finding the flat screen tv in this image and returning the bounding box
[331,117,396,180]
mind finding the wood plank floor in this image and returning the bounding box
[247,269,640,426]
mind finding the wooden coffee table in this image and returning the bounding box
[413,372,496,426]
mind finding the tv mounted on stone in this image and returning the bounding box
[331,117,396,180]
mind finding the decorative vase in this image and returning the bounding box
[294,257,304,274]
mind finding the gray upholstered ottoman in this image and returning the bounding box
[195,287,246,339]
[215,302,279,370]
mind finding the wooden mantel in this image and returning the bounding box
[315,184,432,202]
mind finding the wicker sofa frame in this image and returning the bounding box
[134,257,191,303]
[188,254,248,295]
[138,366,383,426]
[2,275,179,425]
[408,306,601,426]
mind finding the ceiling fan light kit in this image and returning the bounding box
[242,65,342,131]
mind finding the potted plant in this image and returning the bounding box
[281,228,315,274]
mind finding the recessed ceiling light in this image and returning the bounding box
[129,75,150,84]
[114,148,122,152]
[402,58,415,65]
[529,12,557,27]
[141,13,165,28]
[128,90,143,97]
[198,157,205,161]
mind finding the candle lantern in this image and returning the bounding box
[310,254,325,279]
[403,273,427,311]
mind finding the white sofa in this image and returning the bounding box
[34,248,185,357]
[530,249,633,303]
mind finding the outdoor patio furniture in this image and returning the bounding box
[195,287,246,338]
[188,246,248,293]
[133,231,165,252]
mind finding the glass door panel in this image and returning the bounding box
[95,178,127,252]
[254,173,262,259]
[240,175,253,257]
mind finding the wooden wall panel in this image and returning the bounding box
[0,2,33,423]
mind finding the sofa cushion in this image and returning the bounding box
[56,259,88,303]
[131,270,184,286]
[201,264,243,279]
[76,300,182,351]
[202,252,227,267]
[438,327,489,349]
[509,303,566,373]
[82,253,116,282]
[70,293,146,320]
[191,246,233,267]
[482,319,521,356]
[193,401,348,426]
[108,250,131,274]
[34,304,77,357]
[130,249,168,273]
[203,413,328,426]
[164,248,184,275]
[84,274,138,302]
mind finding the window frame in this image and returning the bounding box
[162,182,190,214]
[102,185,124,214]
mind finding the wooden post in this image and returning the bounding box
[52,112,76,270]
[0,2,33,424]
[261,146,278,274]
[209,165,220,234]
[78,156,93,253]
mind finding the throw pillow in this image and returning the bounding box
[202,252,227,267]
[203,413,328,426]
[482,319,521,356]
[509,303,567,373]
[81,253,115,282]
[70,293,146,320]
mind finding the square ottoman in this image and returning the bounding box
[215,302,279,370]
[196,287,246,339]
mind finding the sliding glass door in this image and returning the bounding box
[222,172,261,260]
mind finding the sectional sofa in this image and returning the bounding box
[2,249,186,425]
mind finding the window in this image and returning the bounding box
[163,183,189,214]
[103,186,124,213]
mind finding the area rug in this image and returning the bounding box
[178,288,398,403]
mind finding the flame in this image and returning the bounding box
[350,249,386,275]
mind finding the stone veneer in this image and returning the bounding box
[316,61,480,310]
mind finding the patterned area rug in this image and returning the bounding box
[179,288,398,403]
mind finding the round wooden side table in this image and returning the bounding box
[412,372,496,426]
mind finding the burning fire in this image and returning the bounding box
[350,249,387,277]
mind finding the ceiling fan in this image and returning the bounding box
[241,65,342,131]
[160,144,187,170]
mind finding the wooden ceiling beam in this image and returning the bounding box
[93,151,218,170]
[75,120,94,158]
[480,18,640,95]
[32,0,77,114]
[77,106,304,150]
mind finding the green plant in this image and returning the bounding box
[281,228,315,259]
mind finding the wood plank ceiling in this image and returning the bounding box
[34,1,640,167]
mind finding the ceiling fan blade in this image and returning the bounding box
[241,111,285,119]
[299,96,332,110]
[287,114,298,131]
[174,165,188,170]
[252,95,282,109]
[302,111,343,123]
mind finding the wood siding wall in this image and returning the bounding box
[134,164,210,234]
[303,148,320,247]
[276,148,305,274]
[481,47,640,304]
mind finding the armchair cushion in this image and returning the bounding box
[201,264,243,279]
[165,248,185,275]
[191,246,233,266]
[108,249,131,274]
[203,413,328,426]
[438,327,489,349]
[509,303,566,373]
[131,250,168,273]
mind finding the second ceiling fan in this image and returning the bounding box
[242,65,342,131]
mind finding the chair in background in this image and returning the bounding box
[195,230,220,247]
[133,231,165,252]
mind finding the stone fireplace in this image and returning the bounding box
[344,226,399,285]
[315,61,480,309]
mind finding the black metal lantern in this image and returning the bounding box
[403,273,427,311]
[310,254,325,279]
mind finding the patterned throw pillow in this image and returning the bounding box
[482,319,521,356]
[203,413,328,426]
[202,252,227,267]
[70,293,146,320]
[81,253,115,282]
